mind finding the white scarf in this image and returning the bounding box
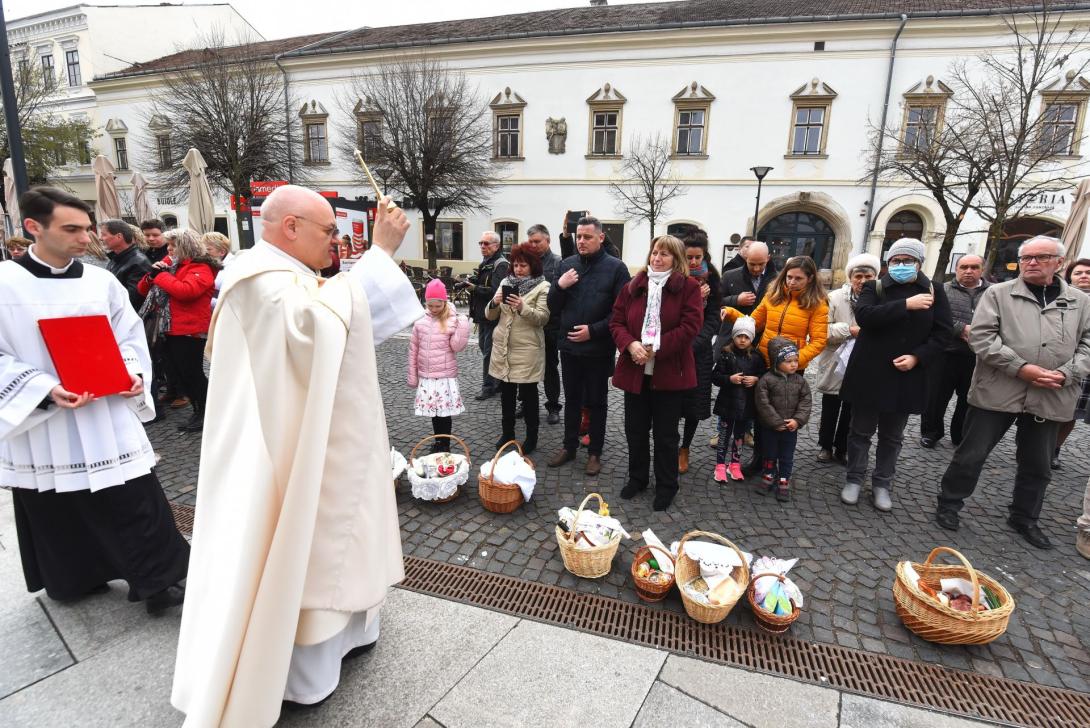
[641,269,671,355]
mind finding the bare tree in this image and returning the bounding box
[147,29,301,246]
[338,54,499,269]
[607,133,687,241]
[864,91,992,279]
[948,5,1090,270]
[0,62,95,185]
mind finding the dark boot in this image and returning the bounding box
[495,415,516,452]
[522,424,538,456]
[177,401,204,433]
[146,583,185,615]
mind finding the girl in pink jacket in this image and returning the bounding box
[409,280,471,451]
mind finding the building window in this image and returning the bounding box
[675,109,706,156]
[494,221,518,253]
[77,139,92,165]
[51,136,67,166]
[1041,102,1080,156]
[786,79,837,158]
[65,50,81,87]
[602,222,625,257]
[758,211,835,270]
[791,107,826,155]
[17,59,30,85]
[304,123,328,164]
[155,133,172,170]
[591,111,619,155]
[436,220,463,260]
[358,117,382,161]
[161,214,178,230]
[495,114,521,159]
[114,137,129,170]
[903,105,940,151]
[882,210,924,256]
[41,55,55,90]
[489,87,526,161]
[586,83,626,158]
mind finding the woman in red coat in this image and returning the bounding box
[610,235,703,511]
[137,229,220,432]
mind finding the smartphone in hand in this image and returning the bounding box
[501,284,518,300]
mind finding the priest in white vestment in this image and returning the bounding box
[172,185,423,726]
[1,187,189,612]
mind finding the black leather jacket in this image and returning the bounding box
[468,250,509,323]
[107,245,152,311]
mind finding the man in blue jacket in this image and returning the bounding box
[546,217,630,475]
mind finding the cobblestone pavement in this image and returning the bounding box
[151,333,1090,693]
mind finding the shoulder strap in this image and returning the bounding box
[876,279,884,301]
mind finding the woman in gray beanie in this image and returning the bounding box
[838,238,952,511]
[812,252,880,464]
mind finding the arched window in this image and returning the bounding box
[667,222,700,238]
[161,214,178,230]
[757,211,835,269]
[882,210,924,255]
[994,217,1064,281]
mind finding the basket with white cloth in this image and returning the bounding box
[406,434,471,503]
[478,440,535,513]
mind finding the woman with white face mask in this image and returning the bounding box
[837,238,954,512]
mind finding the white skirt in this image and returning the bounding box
[414,377,465,417]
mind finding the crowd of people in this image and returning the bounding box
[407,217,1090,553]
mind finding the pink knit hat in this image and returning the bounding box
[424,279,448,301]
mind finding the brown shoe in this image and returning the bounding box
[1078,530,1090,560]
[170,397,190,409]
[585,455,602,476]
[678,447,689,474]
[547,449,575,468]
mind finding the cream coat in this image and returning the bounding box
[813,284,858,395]
[171,243,421,728]
[486,280,550,383]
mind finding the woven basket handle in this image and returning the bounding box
[568,492,604,543]
[635,544,674,570]
[923,546,981,610]
[678,530,750,585]
[489,440,524,472]
[410,434,472,466]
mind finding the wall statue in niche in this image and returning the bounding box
[546,117,567,154]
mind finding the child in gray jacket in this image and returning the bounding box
[755,337,812,501]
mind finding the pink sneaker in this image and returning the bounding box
[727,462,744,481]
[714,464,727,482]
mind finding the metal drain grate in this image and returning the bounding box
[168,503,1089,728]
[400,556,1090,728]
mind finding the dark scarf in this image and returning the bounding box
[503,273,545,297]
[138,259,182,337]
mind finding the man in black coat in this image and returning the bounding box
[102,219,152,311]
[839,238,952,512]
[719,241,774,316]
[546,216,630,475]
[466,232,509,400]
[722,234,751,271]
[525,223,564,424]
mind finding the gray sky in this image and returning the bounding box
[7,0,655,40]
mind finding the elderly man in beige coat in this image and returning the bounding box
[936,236,1090,550]
[171,186,422,726]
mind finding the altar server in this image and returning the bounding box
[1,187,189,613]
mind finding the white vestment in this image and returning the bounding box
[0,253,156,492]
[172,241,421,727]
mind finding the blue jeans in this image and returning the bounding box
[761,426,798,480]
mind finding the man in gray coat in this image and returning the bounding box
[920,254,988,448]
[936,236,1090,549]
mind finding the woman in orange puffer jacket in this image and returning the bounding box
[723,256,829,370]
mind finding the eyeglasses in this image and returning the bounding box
[1018,254,1060,264]
[888,257,918,266]
[291,215,338,239]
[478,240,496,246]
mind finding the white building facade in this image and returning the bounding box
[86,1,1090,278]
[7,2,260,209]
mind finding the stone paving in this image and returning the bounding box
[150,332,1090,694]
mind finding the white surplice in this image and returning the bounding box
[172,241,421,727]
[0,254,156,492]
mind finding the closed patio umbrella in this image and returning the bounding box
[131,172,155,224]
[3,158,20,237]
[182,148,215,234]
[93,155,122,224]
[1061,178,1090,261]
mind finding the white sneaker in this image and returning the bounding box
[872,486,893,512]
[840,482,861,505]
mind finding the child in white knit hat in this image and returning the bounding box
[710,316,765,482]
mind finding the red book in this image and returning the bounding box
[38,315,132,398]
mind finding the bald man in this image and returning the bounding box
[172,186,422,726]
[920,254,988,448]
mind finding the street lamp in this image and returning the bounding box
[750,165,773,239]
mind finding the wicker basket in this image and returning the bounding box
[408,434,471,504]
[478,440,532,514]
[893,547,1014,645]
[631,545,675,602]
[747,572,801,634]
[555,492,621,579]
[676,530,750,624]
